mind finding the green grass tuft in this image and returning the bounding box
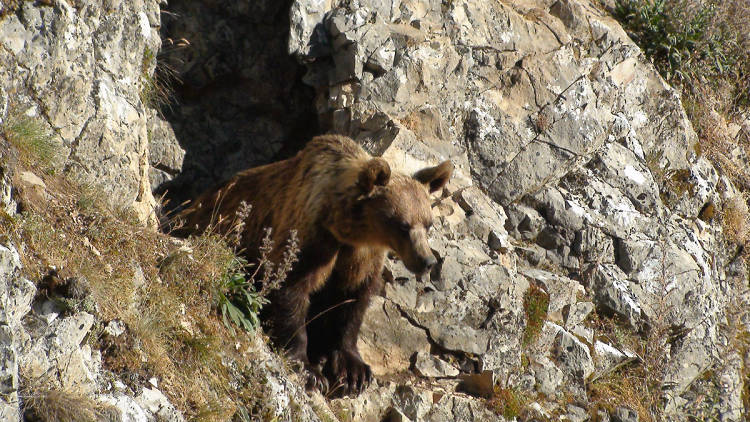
[522,284,549,347]
[1,113,57,169]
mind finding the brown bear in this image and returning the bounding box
[175,134,452,397]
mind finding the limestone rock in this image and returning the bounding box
[0,243,35,422]
[358,296,431,376]
[547,322,594,391]
[613,406,639,422]
[136,386,185,422]
[0,0,164,222]
[531,356,564,398]
[593,341,637,379]
[590,263,643,330]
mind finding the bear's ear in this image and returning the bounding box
[358,157,391,193]
[414,161,453,193]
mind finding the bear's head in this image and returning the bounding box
[332,158,453,275]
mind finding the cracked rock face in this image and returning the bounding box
[0,244,34,422]
[0,0,181,223]
[287,0,745,418]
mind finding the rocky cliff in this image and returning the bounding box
[1,0,748,421]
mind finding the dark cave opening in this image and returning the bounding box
[154,0,319,212]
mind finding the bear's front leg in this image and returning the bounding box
[307,253,382,397]
[266,284,329,394]
[263,238,340,395]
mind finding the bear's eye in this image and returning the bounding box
[398,221,411,233]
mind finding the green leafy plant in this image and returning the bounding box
[614,0,749,108]
[217,257,267,334]
[215,225,299,334]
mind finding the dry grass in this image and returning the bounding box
[0,161,285,419]
[22,386,117,422]
[722,193,750,248]
[587,312,663,422]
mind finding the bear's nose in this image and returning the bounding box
[422,256,437,273]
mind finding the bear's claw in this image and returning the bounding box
[304,365,330,395]
[322,349,372,398]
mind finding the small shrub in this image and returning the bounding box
[217,227,299,333]
[522,284,549,346]
[487,385,525,419]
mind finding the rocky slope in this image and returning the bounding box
[1,0,748,421]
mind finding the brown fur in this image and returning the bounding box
[176,134,453,396]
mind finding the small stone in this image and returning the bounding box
[435,255,462,291]
[564,302,594,329]
[594,341,637,377]
[532,356,563,397]
[392,385,432,421]
[105,320,126,337]
[358,297,431,376]
[597,409,611,422]
[505,204,545,241]
[613,406,638,422]
[100,394,149,422]
[566,404,589,422]
[550,323,594,382]
[414,351,459,378]
[58,347,97,394]
[590,264,643,329]
[136,387,184,422]
[18,171,46,190]
[570,325,594,345]
[383,407,413,422]
[38,299,62,324]
[427,323,488,355]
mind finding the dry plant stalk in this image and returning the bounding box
[253,227,300,297]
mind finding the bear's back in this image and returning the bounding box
[175,134,373,259]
